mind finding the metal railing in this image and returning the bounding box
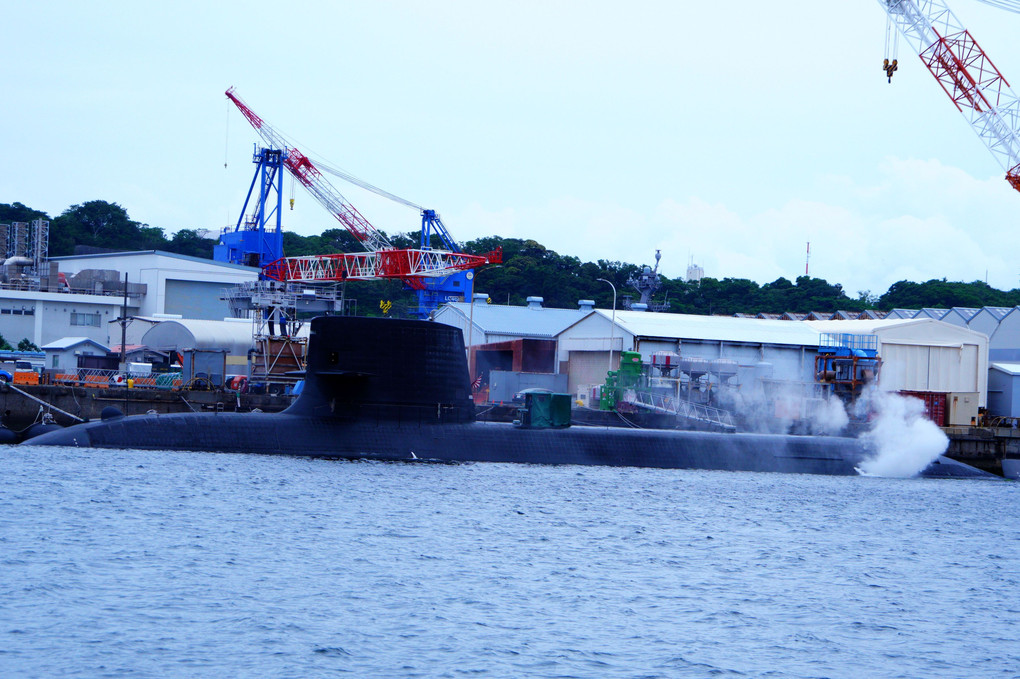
[50,368,183,390]
[0,280,144,297]
[819,332,877,352]
[624,390,736,430]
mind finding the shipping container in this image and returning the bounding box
[898,390,948,426]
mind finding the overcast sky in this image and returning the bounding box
[3,1,1019,297]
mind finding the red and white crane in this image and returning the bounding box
[225,87,499,285]
[879,0,1020,193]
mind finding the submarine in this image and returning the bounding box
[26,315,994,478]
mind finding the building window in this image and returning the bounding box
[70,312,101,327]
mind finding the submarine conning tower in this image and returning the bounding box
[284,315,476,423]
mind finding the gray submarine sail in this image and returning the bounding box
[26,316,993,478]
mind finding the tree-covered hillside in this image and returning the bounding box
[5,199,1020,316]
[1,201,218,259]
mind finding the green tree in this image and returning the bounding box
[165,229,216,258]
[68,201,130,239]
[17,339,40,352]
[0,202,49,224]
[51,200,142,254]
[878,279,1012,310]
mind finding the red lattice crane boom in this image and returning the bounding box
[225,88,498,283]
[880,0,1020,193]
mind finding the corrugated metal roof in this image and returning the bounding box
[886,308,920,319]
[804,318,928,334]
[440,303,593,337]
[599,310,824,346]
[918,308,949,320]
[983,306,1016,320]
[40,337,110,352]
[50,249,258,272]
[990,362,1020,375]
[947,307,981,321]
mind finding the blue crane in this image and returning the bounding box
[214,145,285,275]
[217,88,494,314]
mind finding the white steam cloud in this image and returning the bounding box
[855,390,949,478]
[723,383,849,436]
[811,395,850,434]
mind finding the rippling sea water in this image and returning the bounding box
[2,445,1018,678]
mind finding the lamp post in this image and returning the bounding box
[597,278,617,375]
[465,265,502,377]
[466,270,477,359]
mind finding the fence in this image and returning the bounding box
[50,368,183,390]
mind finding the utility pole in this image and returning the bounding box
[597,278,617,376]
[118,272,131,370]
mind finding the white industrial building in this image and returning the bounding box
[887,306,1020,362]
[557,310,824,395]
[51,250,258,320]
[140,318,258,374]
[437,300,990,425]
[0,250,258,348]
[434,296,594,347]
[806,318,987,423]
[559,312,986,417]
[139,317,310,374]
[987,363,1020,420]
[1,287,126,351]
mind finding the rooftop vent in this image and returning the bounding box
[472,293,488,302]
[631,303,648,312]
[526,296,544,309]
[578,299,595,311]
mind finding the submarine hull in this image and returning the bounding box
[23,315,997,478]
[29,411,870,475]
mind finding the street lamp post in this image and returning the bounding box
[466,270,476,353]
[597,278,617,376]
[465,265,502,379]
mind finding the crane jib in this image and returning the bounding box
[880,0,1020,195]
[225,86,499,284]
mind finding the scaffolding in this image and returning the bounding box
[9,222,29,258]
[30,219,48,266]
[221,280,355,384]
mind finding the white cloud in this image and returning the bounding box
[5,0,1019,300]
[442,157,1019,296]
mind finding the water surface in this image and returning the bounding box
[2,445,1018,677]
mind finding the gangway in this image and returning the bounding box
[623,390,737,431]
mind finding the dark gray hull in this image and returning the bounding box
[25,315,997,479]
[30,411,870,476]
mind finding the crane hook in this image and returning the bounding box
[883,58,898,83]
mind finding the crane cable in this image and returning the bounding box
[224,97,230,169]
[973,0,1020,13]
[313,160,423,211]
[884,13,899,83]
[263,124,424,212]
